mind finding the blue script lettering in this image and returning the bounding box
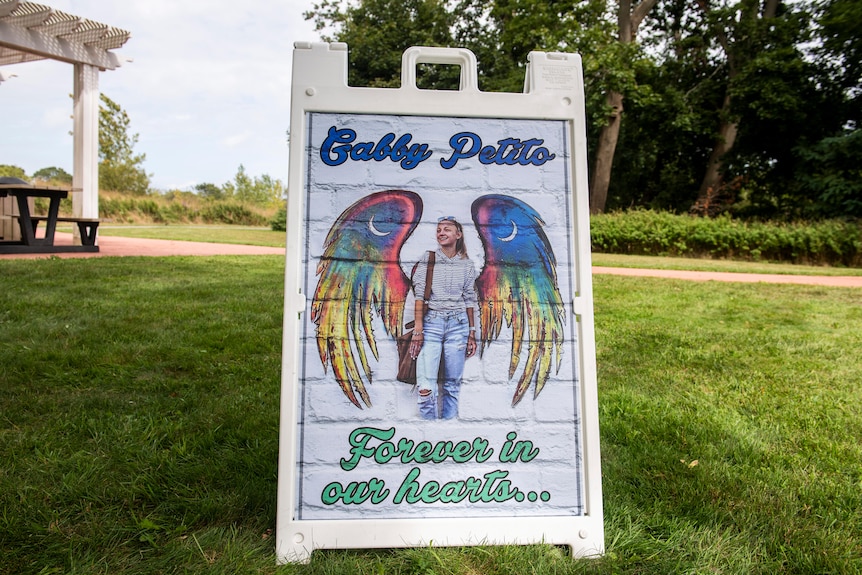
[440,132,555,169]
[320,127,432,170]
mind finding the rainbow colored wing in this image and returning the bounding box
[311,190,422,408]
[471,194,565,406]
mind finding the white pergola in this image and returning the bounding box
[0,0,129,231]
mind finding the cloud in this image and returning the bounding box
[41,104,72,129]
[2,0,319,188]
[222,131,253,149]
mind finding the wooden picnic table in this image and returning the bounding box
[0,184,99,254]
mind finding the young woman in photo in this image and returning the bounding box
[409,216,478,420]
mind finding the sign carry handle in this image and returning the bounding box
[400,46,479,92]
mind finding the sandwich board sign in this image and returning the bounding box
[276,42,603,563]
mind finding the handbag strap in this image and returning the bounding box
[423,251,435,303]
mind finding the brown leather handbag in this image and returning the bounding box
[396,251,435,384]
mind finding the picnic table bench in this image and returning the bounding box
[29,216,100,246]
[0,182,99,254]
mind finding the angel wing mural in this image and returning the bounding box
[471,194,565,406]
[311,191,564,409]
[310,190,423,409]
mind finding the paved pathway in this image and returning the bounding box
[0,232,284,259]
[3,233,860,287]
[592,266,862,288]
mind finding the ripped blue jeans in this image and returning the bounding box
[417,310,469,420]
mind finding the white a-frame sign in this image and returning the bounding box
[277,43,603,563]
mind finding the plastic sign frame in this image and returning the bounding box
[277,43,603,563]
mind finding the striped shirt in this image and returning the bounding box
[412,248,478,311]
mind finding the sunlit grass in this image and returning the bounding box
[56,223,862,276]
[1,257,860,574]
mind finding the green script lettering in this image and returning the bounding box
[340,427,494,471]
[498,431,540,463]
[340,427,396,471]
[393,467,519,504]
[321,477,389,505]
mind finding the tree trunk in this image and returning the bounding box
[692,93,739,215]
[590,91,624,214]
[690,0,777,215]
[588,0,658,214]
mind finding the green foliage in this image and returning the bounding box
[194,182,225,200]
[591,210,862,266]
[795,129,862,218]
[31,166,73,184]
[814,0,862,111]
[269,203,287,232]
[198,202,267,226]
[88,168,284,225]
[456,0,621,94]
[96,191,270,226]
[221,165,286,207]
[99,94,151,195]
[306,0,458,89]
[309,0,860,219]
[607,56,720,211]
[0,164,27,179]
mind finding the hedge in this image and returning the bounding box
[590,211,862,267]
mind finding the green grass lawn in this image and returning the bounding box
[1,256,860,574]
[96,224,288,247]
[71,223,862,276]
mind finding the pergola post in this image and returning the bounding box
[72,62,99,244]
[2,1,130,247]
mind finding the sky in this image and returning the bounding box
[1,0,321,190]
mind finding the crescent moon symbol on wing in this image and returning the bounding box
[368,215,390,237]
[500,220,518,242]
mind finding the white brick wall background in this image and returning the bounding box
[295,113,586,520]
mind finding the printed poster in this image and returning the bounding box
[295,111,584,520]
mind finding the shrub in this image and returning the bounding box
[69,191,274,226]
[591,210,862,266]
[198,203,267,226]
[270,204,287,232]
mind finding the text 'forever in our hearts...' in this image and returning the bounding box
[321,427,551,506]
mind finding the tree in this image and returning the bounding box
[589,0,658,214]
[222,165,286,206]
[795,129,862,218]
[453,0,607,93]
[194,182,225,200]
[305,0,858,220]
[686,0,800,214]
[0,165,27,179]
[306,0,457,89]
[32,166,73,184]
[623,0,842,218]
[308,0,660,214]
[602,54,720,212]
[787,0,862,218]
[99,94,151,195]
[815,0,862,127]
